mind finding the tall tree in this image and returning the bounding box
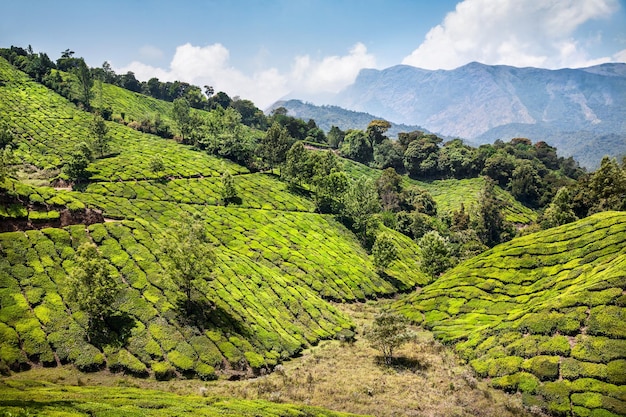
[474,178,512,247]
[73,58,93,110]
[342,176,381,246]
[259,121,293,173]
[418,230,452,277]
[160,214,215,313]
[67,242,120,337]
[90,114,110,158]
[365,310,416,365]
[372,233,398,272]
[366,119,391,148]
[220,170,237,205]
[172,98,193,142]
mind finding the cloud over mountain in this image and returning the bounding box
[402,0,620,70]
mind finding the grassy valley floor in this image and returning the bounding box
[0,301,535,417]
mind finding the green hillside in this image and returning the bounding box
[395,211,626,416]
[341,159,537,224]
[0,378,363,417]
[0,56,426,382]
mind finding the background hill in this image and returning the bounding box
[267,99,432,138]
[280,62,626,169]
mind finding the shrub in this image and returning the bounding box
[75,344,105,372]
[523,356,560,381]
[195,362,216,381]
[606,360,626,385]
[152,361,175,381]
[110,349,148,377]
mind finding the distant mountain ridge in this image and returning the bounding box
[267,99,432,138]
[274,62,626,168]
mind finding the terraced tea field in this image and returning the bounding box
[396,211,626,416]
[341,159,537,224]
[0,58,428,381]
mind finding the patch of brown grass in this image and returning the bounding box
[2,301,538,417]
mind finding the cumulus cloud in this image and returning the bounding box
[402,0,620,70]
[117,42,375,109]
[290,43,376,93]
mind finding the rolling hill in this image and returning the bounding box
[395,211,626,416]
[0,56,431,380]
[1,54,625,417]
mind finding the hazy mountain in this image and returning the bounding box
[267,99,433,138]
[275,62,626,168]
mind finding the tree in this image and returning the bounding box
[63,144,91,184]
[366,119,391,147]
[172,98,193,142]
[149,155,166,179]
[341,130,372,164]
[73,58,93,110]
[283,141,310,186]
[418,230,452,277]
[327,125,345,149]
[160,214,215,312]
[588,156,626,212]
[541,187,578,229]
[372,233,398,272]
[403,136,441,178]
[376,167,403,212]
[259,121,293,173]
[342,176,381,246]
[220,170,237,205]
[509,160,543,207]
[365,310,416,365]
[90,114,110,158]
[67,242,120,337]
[474,178,513,247]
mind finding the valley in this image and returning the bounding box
[1,47,625,417]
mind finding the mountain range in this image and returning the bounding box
[274,62,626,169]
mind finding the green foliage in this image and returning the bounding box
[372,233,398,272]
[418,231,452,277]
[365,310,416,365]
[159,213,215,310]
[90,114,110,157]
[67,242,120,331]
[220,169,237,205]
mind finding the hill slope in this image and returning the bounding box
[396,211,626,416]
[0,57,427,380]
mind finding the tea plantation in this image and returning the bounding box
[0,56,426,381]
[396,211,626,416]
[1,53,625,417]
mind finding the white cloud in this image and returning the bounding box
[117,42,375,109]
[290,43,377,93]
[402,0,620,70]
[614,48,626,62]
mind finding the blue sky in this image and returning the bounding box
[3,0,625,108]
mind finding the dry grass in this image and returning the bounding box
[3,301,539,417]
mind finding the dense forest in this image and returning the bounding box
[1,45,625,417]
